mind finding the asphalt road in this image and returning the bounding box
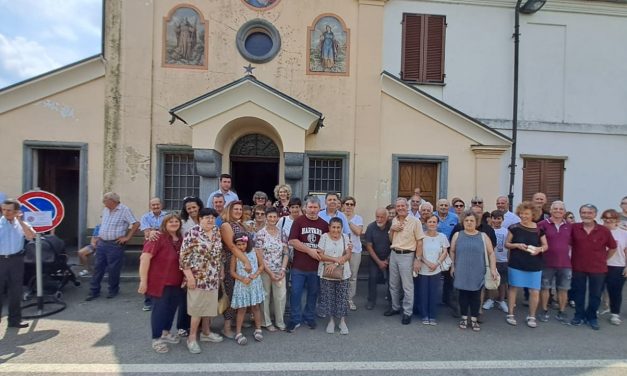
[1,278,626,375]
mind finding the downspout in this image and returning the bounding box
[508,0,523,212]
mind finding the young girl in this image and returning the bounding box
[230,233,265,345]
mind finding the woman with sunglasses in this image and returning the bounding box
[342,196,363,311]
[248,205,267,233]
[601,209,627,325]
[564,211,576,224]
[220,200,253,339]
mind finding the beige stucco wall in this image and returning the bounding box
[0,77,105,227]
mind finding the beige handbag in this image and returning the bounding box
[217,281,230,315]
[483,234,501,290]
[322,236,346,280]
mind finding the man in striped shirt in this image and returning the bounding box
[87,192,139,301]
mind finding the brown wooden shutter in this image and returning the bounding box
[522,158,564,202]
[402,13,422,81]
[425,15,446,82]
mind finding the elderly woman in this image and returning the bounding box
[273,184,292,217]
[342,196,363,311]
[602,209,627,325]
[180,197,204,236]
[318,217,352,334]
[418,215,450,325]
[505,201,548,328]
[256,207,289,331]
[138,213,185,353]
[179,208,224,354]
[248,204,267,233]
[220,201,253,339]
[252,191,271,208]
[450,211,498,332]
[451,198,466,219]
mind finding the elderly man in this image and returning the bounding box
[365,208,392,310]
[408,195,422,219]
[537,201,572,323]
[207,174,238,208]
[287,196,329,332]
[570,204,617,330]
[318,192,350,234]
[436,199,458,239]
[87,193,139,301]
[413,188,427,205]
[139,197,167,311]
[0,199,35,328]
[419,202,434,230]
[385,198,425,325]
[496,196,520,229]
[532,192,550,222]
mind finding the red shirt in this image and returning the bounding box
[143,234,183,298]
[537,218,572,268]
[571,223,617,274]
[289,215,329,272]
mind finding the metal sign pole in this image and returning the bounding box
[35,233,44,313]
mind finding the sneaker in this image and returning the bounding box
[200,332,224,343]
[422,318,430,325]
[588,319,600,330]
[349,300,357,311]
[286,322,300,333]
[177,329,189,337]
[599,307,610,315]
[482,299,495,310]
[142,304,152,312]
[78,270,90,277]
[569,300,575,308]
[570,318,584,326]
[497,300,509,313]
[429,319,438,326]
[160,332,180,344]
[339,321,349,335]
[610,314,622,326]
[555,311,568,323]
[539,310,550,322]
[186,340,201,354]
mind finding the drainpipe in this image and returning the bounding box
[507,0,523,212]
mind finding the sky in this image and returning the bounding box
[0,0,102,89]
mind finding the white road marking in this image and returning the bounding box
[1,360,627,373]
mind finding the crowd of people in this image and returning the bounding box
[1,175,625,354]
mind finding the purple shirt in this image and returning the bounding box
[537,218,572,268]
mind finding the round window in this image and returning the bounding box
[236,19,281,63]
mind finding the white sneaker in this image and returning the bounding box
[497,300,509,313]
[349,300,357,311]
[339,321,349,335]
[610,314,622,326]
[78,270,90,277]
[200,332,224,343]
[482,299,495,310]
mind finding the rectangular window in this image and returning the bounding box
[161,151,200,211]
[401,13,446,83]
[308,157,343,194]
[522,158,564,203]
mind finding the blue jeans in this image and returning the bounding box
[419,273,442,320]
[90,240,124,296]
[289,268,319,325]
[150,286,183,339]
[572,271,606,321]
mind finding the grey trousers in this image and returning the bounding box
[389,252,414,316]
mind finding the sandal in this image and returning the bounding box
[526,316,537,328]
[265,325,277,332]
[235,333,247,345]
[458,316,468,329]
[506,315,517,326]
[470,319,481,332]
[254,329,264,342]
[151,339,169,354]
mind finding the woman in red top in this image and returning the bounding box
[138,213,184,353]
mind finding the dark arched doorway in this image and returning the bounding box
[230,134,280,205]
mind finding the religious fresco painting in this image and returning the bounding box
[242,0,280,10]
[163,6,208,69]
[307,14,350,76]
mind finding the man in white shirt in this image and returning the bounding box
[207,174,239,208]
[496,196,520,229]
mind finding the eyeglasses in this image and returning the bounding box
[601,217,615,221]
[471,201,483,205]
[454,204,464,208]
[411,200,420,203]
[344,202,355,206]
[255,197,266,201]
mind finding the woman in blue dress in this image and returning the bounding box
[320,25,338,70]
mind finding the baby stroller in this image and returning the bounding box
[23,235,80,300]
